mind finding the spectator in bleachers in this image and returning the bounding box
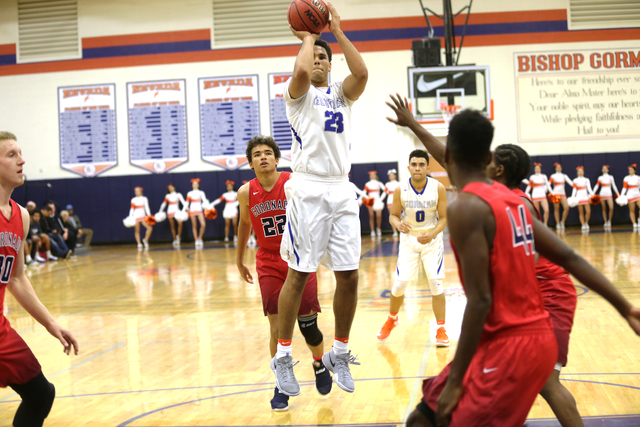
[26,200,36,214]
[40,205,70,259]
[60,210,78,252]
[29,210,49,262]
[66,204,92,246]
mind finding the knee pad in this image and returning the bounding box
[298,313,323,347]
[391,280,410,297]
[10,372,55,427]
[429,279,444,296]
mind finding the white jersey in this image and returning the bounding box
[571,177,593,203]
[213,191,239,219]
[549,172,573,196]
[526,173,551,200]
[160,191,186,216]
[285,80,354,178]
[130,196,150,220]
[186,189,209,213]
[594,174,619,198]
[622,175,640,200]
[385,180,399,206]
[400,177,440,235]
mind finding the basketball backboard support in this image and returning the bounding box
[408,65,493,130]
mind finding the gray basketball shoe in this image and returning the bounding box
[322,349,360,393]
[270,355,300,397]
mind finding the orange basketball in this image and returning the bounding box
[288,0,329,34]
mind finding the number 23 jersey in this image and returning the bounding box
[285,80,355,178]
[249,172,291,251]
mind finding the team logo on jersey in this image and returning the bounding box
[0,232,21,254]
[506,205,534,256]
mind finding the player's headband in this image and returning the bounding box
[191,178,200,183]
[387,169,397,175]
[534,163,542,167]
[226,180,235,185]
[553,162,560,167]
[576,166,584,170]
[631,164,637,169]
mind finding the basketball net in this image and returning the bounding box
[439,102,462,126]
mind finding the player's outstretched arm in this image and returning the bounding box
[436,194,493,426]
[8,207,79,355]
[386,94,446,166]
[389,186,411,234]
[235,184,254,284]
[326,2,367,101]
[532,217,640,335]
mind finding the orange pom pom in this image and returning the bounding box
[590,194,601,205]
[363,197,374,207]
[204,208,218,220]
[144,215,156,226]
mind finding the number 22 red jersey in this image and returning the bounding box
[248,172,290,251]
[0,199,24,333]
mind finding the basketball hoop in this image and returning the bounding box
[439,103,462,126]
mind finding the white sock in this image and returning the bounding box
[276,343,292,359]
[333,339,349,355]
[389,313,398,320]
[25,255,32,263]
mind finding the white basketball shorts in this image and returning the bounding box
[280,174,361,272]
[395,233,445,282]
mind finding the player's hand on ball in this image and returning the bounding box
[386,94,415,128]
[627,306,640,336]
[398,221,412,234]
[289,24,320,41]
[417,232,433,244]
[326,2,341,33]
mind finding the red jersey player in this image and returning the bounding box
[385,96,640,426]
[236,135,331,412]
[0,132,79,426]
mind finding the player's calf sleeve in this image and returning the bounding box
[298,313,323,347]
[9,372,55,427]
[391,280,410,297]
[429,279,444,296]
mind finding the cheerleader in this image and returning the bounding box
[364,170,385,237]
[159,183,186,246]
[571,166,594,231]
[212,180,239,242]
[549,162,573,229]
[621,164,640,231]
[593,165,619,227]
[130,186,152,250]
[384,169,400,237]
[185,178,209,248]
[525,163,553,225]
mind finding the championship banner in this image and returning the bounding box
[127,79,188,173]
[268,73,293,158]
[199,75,259,170]
[58,84,117,177]
[515,49,640,142]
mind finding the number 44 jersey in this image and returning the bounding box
[285,80,354,178]
[248,172,291,251]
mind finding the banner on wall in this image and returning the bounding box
[514,49,640,142]
[199,75,259,170]
[58,84,117,177]
[127,79,188,174]
[268,73,293,158]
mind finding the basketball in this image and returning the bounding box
[288,0,329,34]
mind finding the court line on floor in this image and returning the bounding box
[590,235,640,265]
[402,334,433,423]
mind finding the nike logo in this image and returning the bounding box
[416,72,464,93]
[253,191,260,195]
[483,367,498,374]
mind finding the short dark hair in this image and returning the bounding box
[447,110,494,170]
[493,144,531,189]
[31,209,41,216]
[409,149,430,165]
[315,39,332,62]
[246,135,281,161]
[41,205,52,212]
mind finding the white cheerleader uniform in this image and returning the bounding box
[621,175,640,203]
[350,182,366,206]
[364,179,385,211]
[549,172,573,198]
[593,174,619,200]
[384,180,399,208]
[185,190,209,216]
[280,79,361,273]
[571,177,593,205]
[396,177,445,292]
[130,196,151,222]
[212,191,239,219]
[160,191,186,218]
[526,173,552,202]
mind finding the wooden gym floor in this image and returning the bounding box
[1,227,639,426]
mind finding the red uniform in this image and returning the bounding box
[421,181,556,427]
[248,172,321,316]
[0,199,41,387]
[514,188,577,366]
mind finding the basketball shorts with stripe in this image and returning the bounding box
[395,233,445,282]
